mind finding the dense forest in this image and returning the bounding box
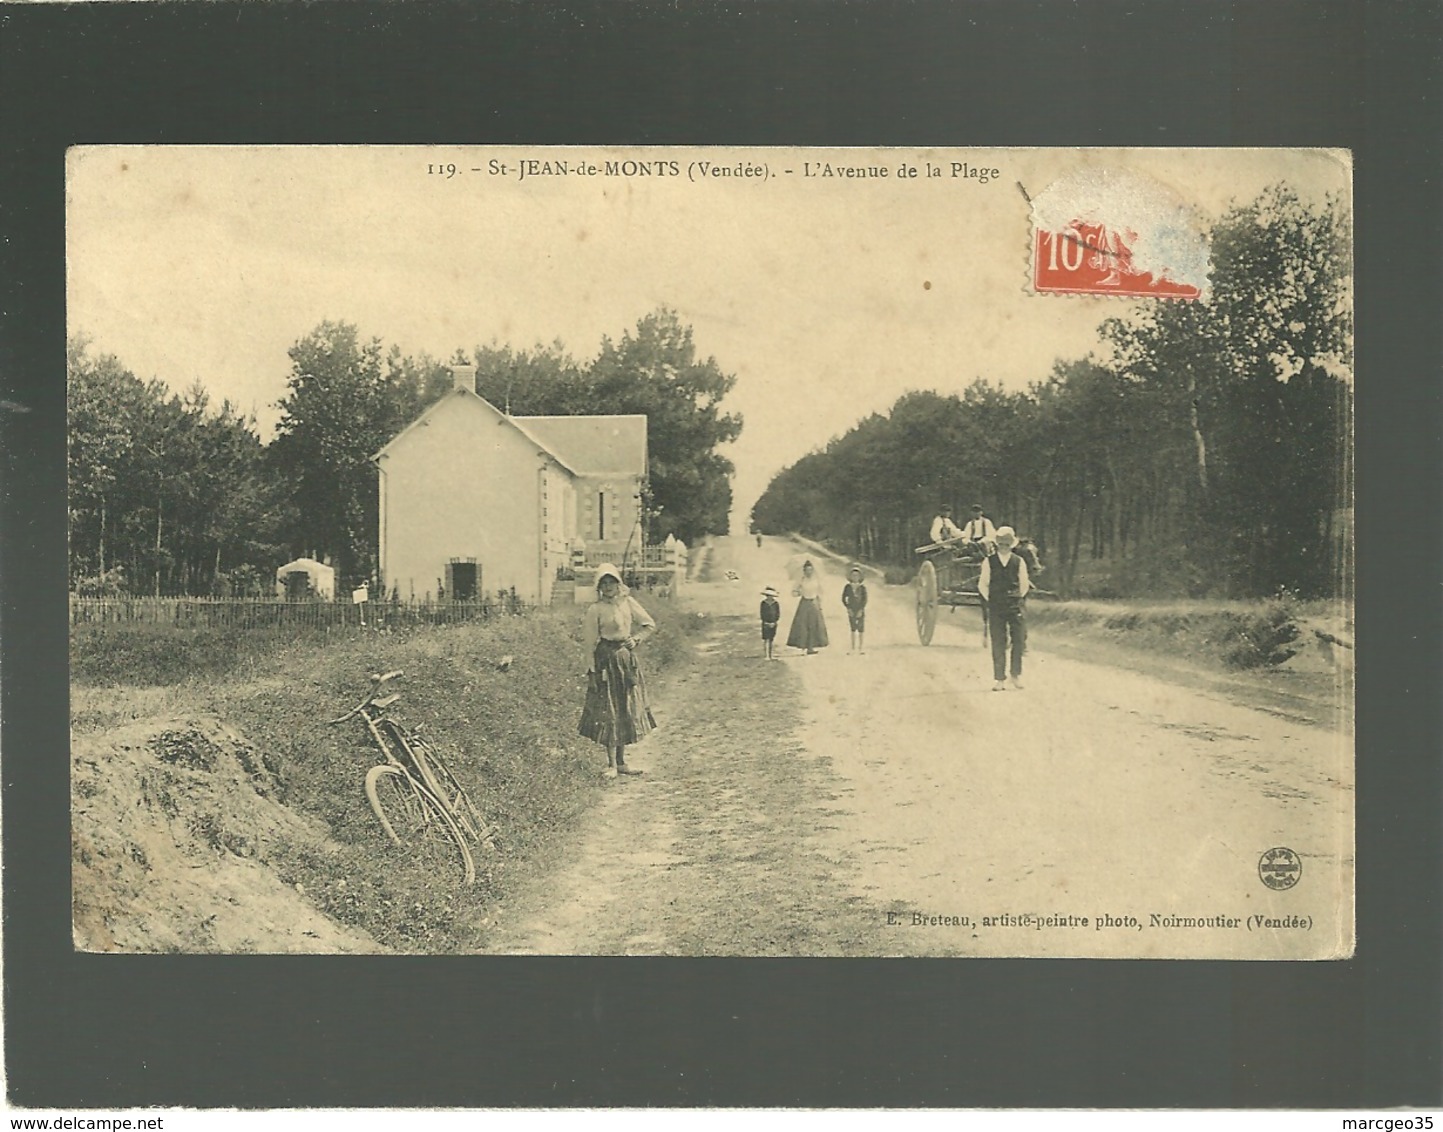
[68,308,741,596]
[752,187,1352,600]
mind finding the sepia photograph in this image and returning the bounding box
[66,145,1354,960]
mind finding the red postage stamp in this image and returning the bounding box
[1030,168,1207,299]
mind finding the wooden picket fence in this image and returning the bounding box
[69,596,518,630]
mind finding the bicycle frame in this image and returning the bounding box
[327,672,490,883]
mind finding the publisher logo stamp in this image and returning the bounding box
[1258,847,1302,891]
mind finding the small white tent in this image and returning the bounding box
[275,557,336,600]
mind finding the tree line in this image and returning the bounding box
[752,187,1352,599]
[68,308,741,596]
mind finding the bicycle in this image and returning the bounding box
[328,670,495,885]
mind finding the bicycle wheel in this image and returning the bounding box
[364,764,476,885]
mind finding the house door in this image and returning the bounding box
[447,560,479,601]
[284,571,310,600]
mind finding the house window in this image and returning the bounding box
[598,491,605,539]
[446,559,480,601]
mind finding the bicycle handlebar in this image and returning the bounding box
[326,671,405,724]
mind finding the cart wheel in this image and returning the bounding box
[915,560,939,645]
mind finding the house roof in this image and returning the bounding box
[276,557,334,579]
[374,391,647,479]
[372,388,571,474]
[512,414,648,477]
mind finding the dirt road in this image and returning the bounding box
[477,536,1353,958]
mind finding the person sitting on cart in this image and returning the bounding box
[961,504,997,551]
[978,526,1031,691]
[929,504,965,548]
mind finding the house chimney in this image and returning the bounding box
[450,364,477,394]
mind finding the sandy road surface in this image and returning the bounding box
[478,536,1353,958]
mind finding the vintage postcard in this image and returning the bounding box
[66,146,1353,959]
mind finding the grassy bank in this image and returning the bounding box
[71,600,696,952]
[1023,595,1352,728]
[1026,596,1349,670]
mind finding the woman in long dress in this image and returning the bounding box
[786,559,829,655]
[578,563,657,777]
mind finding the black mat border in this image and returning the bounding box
[2,0,1439,1110]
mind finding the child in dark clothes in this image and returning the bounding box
[760,586,781,660]
[842,564,868,654]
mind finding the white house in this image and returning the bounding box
[374,365,648,606]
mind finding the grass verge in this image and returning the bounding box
[1026,596,1346,670]
[1025,596,1352,727]
[71,599,696,953]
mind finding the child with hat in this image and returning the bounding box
[760,586,782,660]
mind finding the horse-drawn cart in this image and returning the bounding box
[914,535,1051,644]
[913,540,988,645]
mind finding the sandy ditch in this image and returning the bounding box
[71,715,386,954]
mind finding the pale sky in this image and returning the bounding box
[66,146,1349,530]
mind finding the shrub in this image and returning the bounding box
[1222,601,1302,669]
[218,564,268,598]
[73,567,129,597]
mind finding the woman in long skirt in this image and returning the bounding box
[578,563,657,777]
[786,559,829,655]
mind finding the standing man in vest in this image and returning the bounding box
[978,526,1031,690]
